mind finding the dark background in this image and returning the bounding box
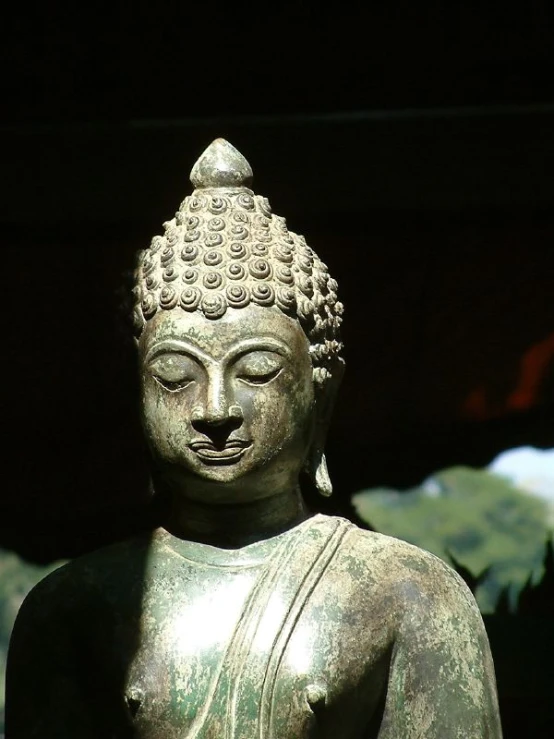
[1,3,554,735]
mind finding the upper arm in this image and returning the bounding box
[376,561,503,739]
[5,578,95,739]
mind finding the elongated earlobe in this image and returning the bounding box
[308,369,343,499]
[316,453,333,497]
[310,448,333,497]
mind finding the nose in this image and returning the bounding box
[190,372,243,436]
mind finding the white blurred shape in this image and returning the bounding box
[488,446,554,503]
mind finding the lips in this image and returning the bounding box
[189,439,251,464]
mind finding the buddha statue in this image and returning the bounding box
[6,139,502,738]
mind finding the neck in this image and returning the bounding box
[157,485,309,548]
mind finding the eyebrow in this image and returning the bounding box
[145,337,292,366]
[222,338,292,364]
[145,340,212,365]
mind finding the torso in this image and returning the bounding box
[96,516,388,739]
[24,514,481,738]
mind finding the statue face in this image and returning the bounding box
[139,304,316,503]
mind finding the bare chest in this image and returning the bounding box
[116,548,390,739]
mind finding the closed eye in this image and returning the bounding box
[153,376,194,392]
[233,349,284,386]
[238,367,282,386]
[149,352,199,393]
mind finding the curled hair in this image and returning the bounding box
[133,183,344,382]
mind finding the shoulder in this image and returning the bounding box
[317,520,501,735]
[329,517,482,628]
[13,532,154,628]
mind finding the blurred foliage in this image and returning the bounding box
[352,466,551,612]
[511,535,554,616]
[0,550,66,732]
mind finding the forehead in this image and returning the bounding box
[139,304,310,360]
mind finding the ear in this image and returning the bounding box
[314,360,344,429]
[308,360,345,497]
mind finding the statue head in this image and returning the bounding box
[133,139,344,504]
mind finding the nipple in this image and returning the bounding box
[125,686,144,718]
[305,683,327,717]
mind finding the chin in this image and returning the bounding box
[163,466,295,507]
[155,441,306,502]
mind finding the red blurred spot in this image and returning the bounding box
[507,333,554,411]
[462,333,554,420]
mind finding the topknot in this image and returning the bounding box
[133,139,344,381]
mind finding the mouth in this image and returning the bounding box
[189,439,252,465]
